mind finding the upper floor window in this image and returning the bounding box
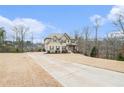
[71,40,75,43]
[50,46,51,50]
[66,40,70,43]
[53,36,57,42]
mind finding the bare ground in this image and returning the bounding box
[45,53,124,73]
[1,52,124,87]
[0,53,62,87]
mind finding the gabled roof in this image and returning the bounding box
[47,33,63,39]
[44,33,76,43]
[45,33,74,39]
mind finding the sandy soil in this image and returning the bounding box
[0,53,62,87]
[45,53,124,73]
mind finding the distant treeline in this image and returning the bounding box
[0,26,44,53]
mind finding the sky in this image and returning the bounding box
[0,5,123,43]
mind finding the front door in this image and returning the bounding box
[67,45,75,52]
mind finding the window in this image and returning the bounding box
[63,40,66,43]
[66,40,69,43]
[52,46,54,50]
[62,46,66,49]
[71,40,75,43]
[49,46,51,50]
[56,46,60,51]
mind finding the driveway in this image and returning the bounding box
[28,52,124,87]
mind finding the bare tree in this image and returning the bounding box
[72,27,91,55]
[90,15,103,57]
[104,33,122,59]
[111,11,124,59]
[113,12,124,33]
[104,35,110,59]
[74,30,80,40]
[31,32,34,51]
[12,25,29,52]
[82,26,91,55]
[72,30,83,53]
[93,17,101,47]
[0,27,6,45]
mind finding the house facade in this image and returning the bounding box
[44,33,78,53]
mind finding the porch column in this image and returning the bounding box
[59,46,62,53]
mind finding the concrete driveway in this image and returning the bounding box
[28,52,124,87]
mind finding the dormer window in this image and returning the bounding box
[53,36,57,42]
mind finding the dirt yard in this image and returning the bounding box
[45,53,124,73]
[1,52,124,87]
[0,53,62,87]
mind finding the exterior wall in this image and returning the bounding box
[45,45,64,53]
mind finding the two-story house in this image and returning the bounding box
[44,33,78,53]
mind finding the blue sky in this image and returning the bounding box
[0,5,119,42]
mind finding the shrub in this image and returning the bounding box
[117,53,124,61]
[16,48,19,52]
[84,53,88,56]
[47,51,50,53]
[42,48,46,52]
[90,46,98,57]
[37,48,41,52]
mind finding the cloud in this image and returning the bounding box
[90,14,105,26]
[0,15,57,42]
[0,15,45,33]
[108,31,124,38]
[0,16,13,32]
[107,6,124,21]
[13,18,46,33]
